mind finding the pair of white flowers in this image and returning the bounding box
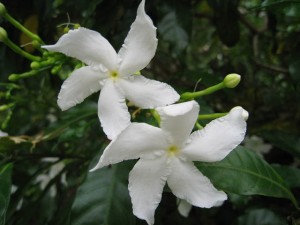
[43,0,247,224]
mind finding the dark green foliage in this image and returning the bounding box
[0,0,300,224]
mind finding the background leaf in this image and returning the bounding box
[237,208,287,225]
[273,164,300,188]
[0,163,13,225]
[196,146,298,207]
[71,163,135,225]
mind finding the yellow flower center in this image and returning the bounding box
[109,70,119,80]
[167,145,180,156]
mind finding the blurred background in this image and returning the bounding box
[0,0,300,224]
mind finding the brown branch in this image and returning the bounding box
[254,59,289,74]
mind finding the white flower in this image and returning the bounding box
[91,101,247,225]
[42,0,179,140]
[0,130,8,137]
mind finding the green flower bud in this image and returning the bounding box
[0,3,6,15]
[74,23,80,29]
[0,27,7,42]
[8,74,19,81]
[30,61,40,69]
[63,27,70,33]
[223,73,241,88]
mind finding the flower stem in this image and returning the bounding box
[150,109,161,126]
[8,70,41,81]
[2,10,43,44]
[2,36,41,61]
[180,82,225,100]
[198,112,227,120]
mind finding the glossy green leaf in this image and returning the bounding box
[196,146,298,208]
[71,163,135,225]
[237,208,287,225]
[0,163,13,225]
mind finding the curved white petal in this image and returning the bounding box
[167,158,227,208]
[98,80,130,140]
[118,75,179,108]
[129,156,170,225]
[156,101,199,146]
[183,107,247,162]
[118,0,158,76]
[90,123,168,171]
[177,199,192,218]
[43,27,118,70]
[57,66,104,110]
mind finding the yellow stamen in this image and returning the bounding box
[110,70,119,79]
[167,145,179,156]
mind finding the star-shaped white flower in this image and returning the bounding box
[42,0,179,140]
[91,101,247,225]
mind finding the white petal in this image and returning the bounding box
[118,0,158,76]
[177,199,192,218]
[118,75,179,108]
[90,123,168,170]
[183,107,247,162]
[156,101,199,146]
[129,156,170,225]
[57,66,104,110]
[98,80,130,140]
[43,27,118,70]
[167,158,227,208]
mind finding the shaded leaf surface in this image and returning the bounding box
[0,163,13,225]
[272,164,300,188]
[196,146,298,207]
[237,208,287,225]
[71,163,135,225]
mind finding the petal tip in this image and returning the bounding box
[230,106,249,121]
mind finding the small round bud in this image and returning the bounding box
[63,27,70,33]
[8,74,18,81]
[223,73,241,88]
[74,23,80,29]
[0,26,7,42]
[30,61,40,69]
[0,3,6,15]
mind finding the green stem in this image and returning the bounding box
[3,37,41,61]
[198,112,228,120]
[150,109,161,126]
[180,82,225,100]
[8,70,41,81]
[2,11,43,43]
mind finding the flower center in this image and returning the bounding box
[167,145,180,157]
[109,70,119,80]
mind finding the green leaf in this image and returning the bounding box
[261,0,300,17]
[158,11,189,54]
[260,130,300,158]
[237,208,287,225]
[272,164,300,188]
[0,163,13,225]
[196,146,298,208]
[71,163,135,225]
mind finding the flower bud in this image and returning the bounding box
[30,61,40,69]
[223,73,241,88]
[0,26,7,42]
[0,3,6,15]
